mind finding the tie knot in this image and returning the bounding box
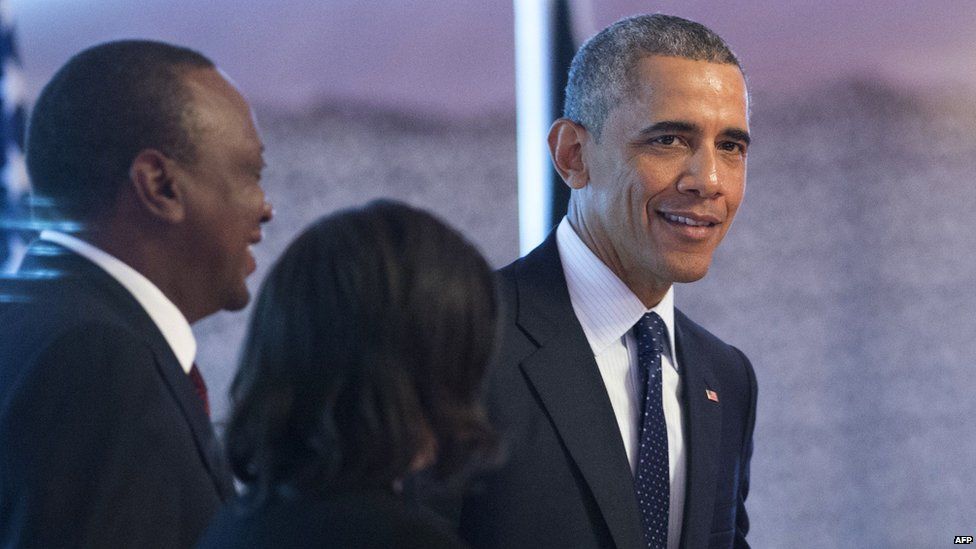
[633,312,666,357]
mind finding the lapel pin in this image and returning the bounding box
[705,389,719,402]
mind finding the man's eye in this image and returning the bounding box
[720,141,746,154]
[653,135,678,146]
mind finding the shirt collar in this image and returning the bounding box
[555,217,677,368]
[40,230,196,374]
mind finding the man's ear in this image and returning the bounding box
[548,118,589,190]
[128,149,186,224]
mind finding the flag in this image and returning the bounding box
[0,0,29,273]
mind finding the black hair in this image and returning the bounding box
[226,200,498,500]
[26,39,214,223]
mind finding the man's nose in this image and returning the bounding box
[677,146,721,198]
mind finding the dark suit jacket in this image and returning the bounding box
[198,489,467,549]
[457,233,757,549]
[0,242,235,548]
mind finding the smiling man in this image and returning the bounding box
[457,14,757,549]
[0,41,272,547]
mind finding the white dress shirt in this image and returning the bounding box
[40,230,196,374]
[555,217,686,549]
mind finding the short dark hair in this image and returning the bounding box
[26,40,214,223]
[226,200,498,500]
[564,13,741,140]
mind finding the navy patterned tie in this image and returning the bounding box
[633,312,669,549]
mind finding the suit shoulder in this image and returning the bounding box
[42,319,151,357]
[494,256,524,320]
[496,254,522,286]
[1,315,157,407]
[5,299,150,364]
[674,308,755,377]
[2,277,134,332]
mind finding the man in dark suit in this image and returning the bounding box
[457,14,757,549]
[0,40,272,547]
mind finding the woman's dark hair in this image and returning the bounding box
[225,200,498,501]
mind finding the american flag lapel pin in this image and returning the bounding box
[705,389,719,402]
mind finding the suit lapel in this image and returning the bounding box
[21,242,235,501]
[513,234,645,549]
[149,341,236,501]
[674,311,723,549]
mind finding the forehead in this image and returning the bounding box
[181,67,262,153]
[616,55,749,132]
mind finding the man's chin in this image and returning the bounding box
[222,287,252,312]
[662,257,713,284]
[671,271,708,284]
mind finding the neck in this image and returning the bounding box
[80,225,210,323]
[565,202,671,309]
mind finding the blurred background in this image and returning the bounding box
[4,0,975,546]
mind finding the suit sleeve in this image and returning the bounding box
[0,322,185,548]
[732,346,758,549]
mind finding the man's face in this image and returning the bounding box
[177,68,272,315]
[577,55,749,294]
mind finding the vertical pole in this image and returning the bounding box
[514,0,554,255]
[547,0,576,230]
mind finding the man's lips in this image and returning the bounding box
[245,231,263,273]
[656,210,722,227]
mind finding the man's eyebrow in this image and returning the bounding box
[722,128,751,146]
[636,120,699,138]
[637,121,751,146]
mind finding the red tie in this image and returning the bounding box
[188,363,210,417]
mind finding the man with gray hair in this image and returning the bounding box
[457,14,756,549]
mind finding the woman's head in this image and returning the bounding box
[226,200,497,498]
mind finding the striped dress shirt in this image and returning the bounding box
[555,217,686,549]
